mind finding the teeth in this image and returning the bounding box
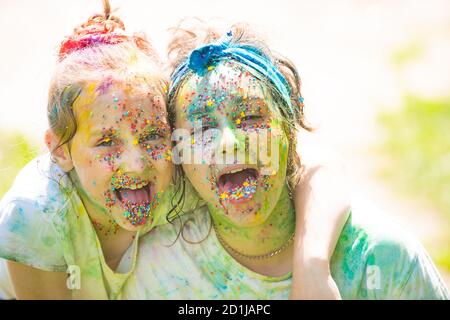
[115,182,148,190]
[227,168,245,174]
[129,183,147,190]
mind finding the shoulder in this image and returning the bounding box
[0,154,70,271]
[0,154,74,222]
[332,197,448,299]
[1,154,70,208]
[345,198,420,260]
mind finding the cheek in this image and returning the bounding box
[72,151,118,190]
[144,141,172,162]
[184,165,211,189]
[95,149,123,171]
[182,164,198,182]
[153,159,173,187]
[192,131,221,160]
[73,162,112,196]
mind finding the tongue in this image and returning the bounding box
[219,170,254,192]
[118,187,149,203]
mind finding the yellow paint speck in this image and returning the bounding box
[254,211,263,222]
[87,83,96,94]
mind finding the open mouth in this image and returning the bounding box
[114,183,153,205]
[113,183,155,226]
[216,168,259,203]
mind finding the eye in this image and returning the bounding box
[141,132,163,143]
[191,122,217,135]
[97,137,115,147]
[241,115,262,122]
[201,124,213,133]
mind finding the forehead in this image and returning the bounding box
[176,62,272,115]
[74,80,168,127]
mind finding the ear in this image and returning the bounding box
[45,129,74,172]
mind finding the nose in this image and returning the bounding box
[214,125,242,165]
[219,126,238,154]
[118,144,149,174]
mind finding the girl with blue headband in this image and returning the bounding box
[122,20,448,299]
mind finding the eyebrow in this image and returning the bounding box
[188,108,208,118]
[186,104,212,122]
[232,95,269,112]
[232,95,263,104]
[89,127,117,138]
[187,102,208,114]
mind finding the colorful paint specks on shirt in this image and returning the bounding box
[0,154,183,299]
[122,200,449,300]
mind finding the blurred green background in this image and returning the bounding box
[375,37,450,272]
[378,95,450,271]
[0,132,39,198]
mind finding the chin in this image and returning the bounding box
[109,208,153,231]
[226,214,268,228]
[219,201,269,227]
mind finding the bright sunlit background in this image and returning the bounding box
[0,0,449,286]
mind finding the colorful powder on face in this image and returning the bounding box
[236,118,271,132]
[260,175,273,192]
[96,78,114,95]
[99,151,121,171]
[104,189,116,208]
[218,176,257,201]
[102,189,157,227]
[144,142,171,161]
[103,173,162,226]
[91,218,120,236]
[110,174,147,190]
[121,197,154,226]
[122,191,161,226]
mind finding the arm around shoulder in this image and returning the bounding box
[7,260,72,299]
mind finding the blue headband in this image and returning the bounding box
[169,32,295,117]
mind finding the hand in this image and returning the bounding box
[289,163,351,299]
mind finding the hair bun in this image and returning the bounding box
[73,13,125,37]
[58,1,128,60]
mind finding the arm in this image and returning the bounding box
[290,164,351,300]
[7,261,72,300]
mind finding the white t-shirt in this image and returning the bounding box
[122,201,449,299]
[0,154,177,299]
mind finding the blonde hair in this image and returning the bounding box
[47,1,166,151]
[167,18,313,189]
